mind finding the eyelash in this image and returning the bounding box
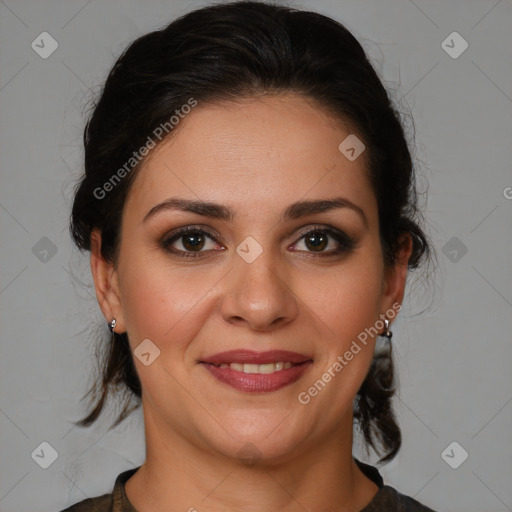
[160,225,356,259]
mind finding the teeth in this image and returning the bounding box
[243,364,260,373]
[258,363,276,374]
[216,361,295,373]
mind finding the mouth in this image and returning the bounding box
[206,361,302,373]
[199,350,313,392]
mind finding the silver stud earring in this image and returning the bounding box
[382,318,392,341]
[108,318,117,333]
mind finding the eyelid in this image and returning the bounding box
[291,222,353,241]
[161,225,225,244]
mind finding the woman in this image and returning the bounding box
[62,1,437,510]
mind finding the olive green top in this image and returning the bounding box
[60,458,437,511]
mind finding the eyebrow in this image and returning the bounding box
[143,196,368,227]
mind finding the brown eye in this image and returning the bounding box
[292,227,356,256]
[304,231,329,252]
[161,227,221,258]
[180,232,206,251]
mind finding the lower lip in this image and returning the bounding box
[200,361,313,392]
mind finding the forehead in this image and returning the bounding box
[124,93,375,221]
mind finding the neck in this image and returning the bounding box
[125,401,379,512]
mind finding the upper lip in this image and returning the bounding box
[200,349,312,365]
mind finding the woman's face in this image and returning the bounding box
[94,93,410,463]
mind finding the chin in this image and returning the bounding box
[198,414,309,466]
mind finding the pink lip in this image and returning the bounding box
[200,349,312,365]
[199,350,313,393]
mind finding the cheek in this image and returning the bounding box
[119,255,222,353]
[298,254,384,343]
[292,260,383,412]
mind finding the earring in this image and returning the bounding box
[382,317,392,341]
[108,318,117,333]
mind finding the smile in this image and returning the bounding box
[200,359,313,392]
[211,361,295,373]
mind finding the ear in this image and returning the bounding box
[380,232,414,322]
[90,229,125,333]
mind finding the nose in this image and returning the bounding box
[220,246,299,332]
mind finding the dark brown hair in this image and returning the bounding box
[69,0,434,464]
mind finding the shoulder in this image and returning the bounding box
[354,458,438,512]
[365,484,438,512]
[57,466,140,512]
[58,492,112,512]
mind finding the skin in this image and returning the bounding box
[90,93,412,512]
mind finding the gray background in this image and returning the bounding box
[1,0,511,511]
